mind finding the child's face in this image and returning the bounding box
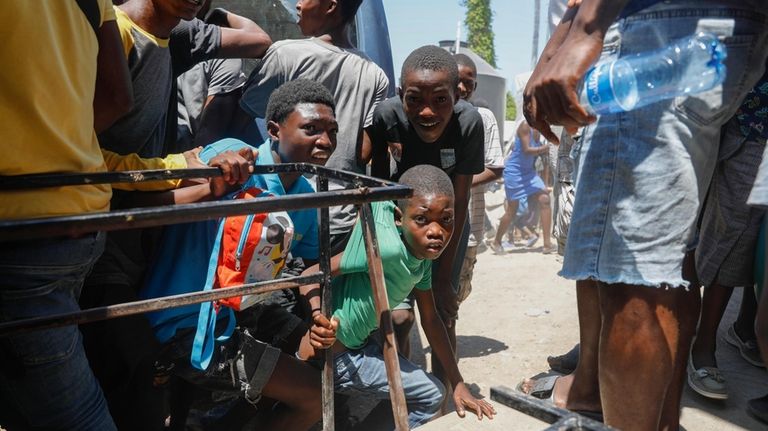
[400,69,457,143]
[296,0,336,36]
[268,103,338,165]
[398,193,454,260]
[457,65,477,101]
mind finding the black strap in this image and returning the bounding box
[75,0,100,35]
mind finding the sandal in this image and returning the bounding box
[547,345,580,374]
[516,374,560,401]
[516,374,603,422]
[687,356,728,400]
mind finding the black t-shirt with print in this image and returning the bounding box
[368,97,485,180]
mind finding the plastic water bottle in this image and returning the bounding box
[580,32,727,114]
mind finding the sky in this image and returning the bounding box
[383,0,550,93]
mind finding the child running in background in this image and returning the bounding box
[491,120,555,254]
[301,165,495,428]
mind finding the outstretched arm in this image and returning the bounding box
[414,289,496,420]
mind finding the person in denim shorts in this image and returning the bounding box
[522,0,768,429]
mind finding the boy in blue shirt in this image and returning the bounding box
[301,165,495,428]
[141,79,339,430]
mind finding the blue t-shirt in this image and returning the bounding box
[142,138,319,342]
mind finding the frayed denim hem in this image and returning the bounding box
[558,270,691,291]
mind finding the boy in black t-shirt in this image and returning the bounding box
[364,45,485,391]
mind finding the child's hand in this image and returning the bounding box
[183,146,206,169]
[309,312,339,350]
[453,382,496,421]
[208,148,257,197]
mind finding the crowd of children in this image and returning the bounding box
[2,0,768,431]
[0,1,495,429]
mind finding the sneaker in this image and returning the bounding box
[525,234,540,248]
[687,356,728,400]
[726,324,765,368]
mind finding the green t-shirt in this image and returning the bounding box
[332,201,432,349]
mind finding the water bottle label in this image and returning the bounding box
[585,62,626,114]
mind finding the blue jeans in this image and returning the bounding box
[0,233,116,430]
[334,339,445,428]
[562,0,768,287]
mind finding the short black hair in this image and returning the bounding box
[265,79,336,125]
[400,45,459,89]
[338,0,363,24]
[453,53,477,75]
[397,165,455,210]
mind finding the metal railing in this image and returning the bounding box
[491,386,615,431]
[0,164,413,430]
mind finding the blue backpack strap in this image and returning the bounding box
[191,218,235,370]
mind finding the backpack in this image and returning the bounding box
[190,186,294,370]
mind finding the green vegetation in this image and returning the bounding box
[461,0,496,68]
[506,91,516,120]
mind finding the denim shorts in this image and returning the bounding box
[334,338,445,428]
[696,118,766,287]
[561,0,768,287]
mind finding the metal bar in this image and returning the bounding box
[0,273,323,337]
[359,203,410,430]
[0,186,411,242]
[0,168,222,190]
[0,163,404,190]
[491,386,613,431]
[317,176,335,431]
[542,416,581,431]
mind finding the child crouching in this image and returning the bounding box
[302,164,495,428]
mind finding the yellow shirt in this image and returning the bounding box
[0,2,184,221]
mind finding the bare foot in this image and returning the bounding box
[519,374,601,413]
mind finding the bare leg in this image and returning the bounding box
[734,286,758,341]
[536,191,553,249]
[255,353,322,431]
[659,251,701,431]
[599,282,691,431]
[493,200,519,248]
[521,280,601,413]
[690,282,732,368]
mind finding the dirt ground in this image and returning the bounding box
[409,245,768,431]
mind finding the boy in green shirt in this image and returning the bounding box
[302,164,495,428]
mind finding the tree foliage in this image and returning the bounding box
[461,0,496,68]
[506,91,517,120]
